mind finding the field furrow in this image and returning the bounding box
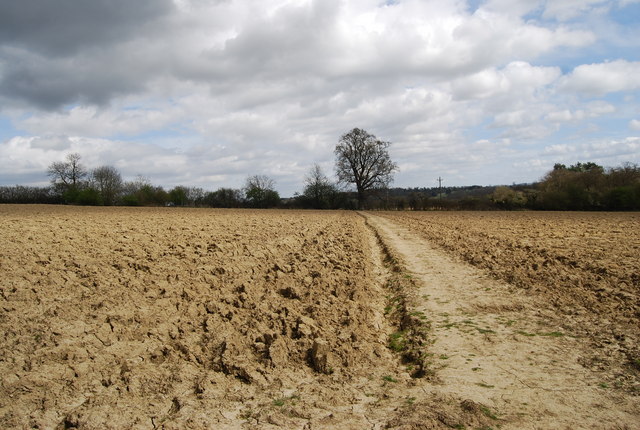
[0,206,400,429]
[376,211,640,387]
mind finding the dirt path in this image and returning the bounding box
[362,212,640,429]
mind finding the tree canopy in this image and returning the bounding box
[335,128,397,208]
[47,153,87,194]
[302,164,338,209]
[244,175,280,208]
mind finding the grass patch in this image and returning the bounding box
[475,382,494,389]
[382,375,398,383]
[272,394,300,407]
[516,330,536,337]
[388,331,407,352]
[476,328,495,334]
[480,405,499,420]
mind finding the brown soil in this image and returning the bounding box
[1,205,638,429]
[364,212,640,429]
[374,210,640,388]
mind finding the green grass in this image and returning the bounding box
[272,394,300,407]
[382,375,398,383]
[475,382,495,389]
[388,331,407,352]
[516,330,536,337]
[480,405,498,420]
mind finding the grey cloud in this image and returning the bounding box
[0,48,146,109]
[0,0,174,110]
[0,0,174,56]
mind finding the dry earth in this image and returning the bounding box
[1,205,638,429]
[364,212,640,429]
[374,210,640,388]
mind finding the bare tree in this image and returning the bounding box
[303,163,337,209]
[47,153,88,193]
[91,165,122,205]
[244,175,280,208]
[334,128,397,209]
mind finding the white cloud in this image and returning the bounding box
[560,60,640,95]
[543,0,609,21]
[630,119,640,131]
[547,110,574,122]
[546,101,615,122]
[18,104,185,138]
[0,0,638,192]
[543,144,577,155]
[541,137,640,163]
[481,0,543,17]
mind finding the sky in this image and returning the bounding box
[0,0,639,196]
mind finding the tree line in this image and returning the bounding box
[0,128,397,209]
[1,128,638,210]
[381,162,639,211]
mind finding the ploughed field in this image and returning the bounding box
[1,206,404,429]
[377,211,640,382]
[1,205,639,428]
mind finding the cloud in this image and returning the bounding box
[630,119,640,131]
[0,0,638,194]
[559,60,640,95]
[542,0,609,21]
[0,0,595,111]
[18,104,185,138]
[0,0,174,56]
[546,101,615,122]
[541,136,639,162]
[451,61,560,100]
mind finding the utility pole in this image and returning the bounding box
[437,177,443,199]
